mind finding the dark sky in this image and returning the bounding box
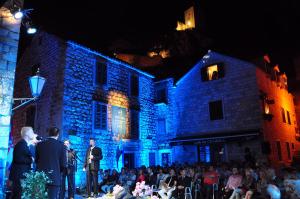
[19,0,300,78]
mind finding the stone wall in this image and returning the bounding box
[63,42,156,185]
[0,1,23,191]
[174,51,261,136]
[12,32,65,140]
[256,66,299,167]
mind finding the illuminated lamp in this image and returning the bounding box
[12,69,46,111]
[25,22,37,34]
[12,8,23,19]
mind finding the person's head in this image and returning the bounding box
[170,169,175,176]
[21,127,35,141]
[245,169,252,177]
[209,165,214,172]
[64,140,70,149]
[180,168,186,177]
[232,167,239,175]
[48,127,60,138]
[89,138,96,147]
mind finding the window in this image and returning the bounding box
[201,63,224,81]
[156,119,166,135]
[130,74,139,97]
[209,100,223,120]
[286,142,291,160]
[198,145,210,163]
[281,108,286,123]
[93,102,107,130]
[287,111,291,125]
[149,153,156,166]
[155,88,167,103]
[112,106,126,137]
[276,141,282,161]
[130,110,139,139]
[95,62,107,85]
[161,153,170,166]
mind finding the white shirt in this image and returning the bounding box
[89,146,94,164]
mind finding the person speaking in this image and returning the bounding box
[84,138,103,197]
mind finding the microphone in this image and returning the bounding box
[36,136,44,141]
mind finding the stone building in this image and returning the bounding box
[12,32,157,185]
[161,51,299,168]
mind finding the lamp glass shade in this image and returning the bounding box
[29,75,46,97]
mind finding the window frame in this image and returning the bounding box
[209,100,224,120]
[201,63,225,82]
[281,107,286,123]
[94,61,107,86]
[130,74,139,97]
[130,109,140,140]
[92,101,108,131]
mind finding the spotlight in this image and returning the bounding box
[25,22,37,34]
[13,9,23,19]
[10,4,23,19]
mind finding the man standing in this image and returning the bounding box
[84,138,103,197]
[60,140,76,199]
[36,127,67,199]
[9,127,35,199]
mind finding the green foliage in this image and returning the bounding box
[21,170,52,199]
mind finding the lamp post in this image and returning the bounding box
[12,70,46,111]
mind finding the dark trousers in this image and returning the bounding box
[60,169,75,199]
[48,185,60,199]
[10,180,21,199]
[86,166,98,196]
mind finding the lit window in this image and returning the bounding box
[201,63,224,81]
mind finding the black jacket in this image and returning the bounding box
[84,146,102,171]
[9,139,33,181]
[36,138,67,186]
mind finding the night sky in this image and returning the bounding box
[19,0,300,79]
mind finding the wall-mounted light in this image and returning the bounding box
[25,21,37,34]
[12,69,46,111]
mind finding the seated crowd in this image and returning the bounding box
[95,161,300,199]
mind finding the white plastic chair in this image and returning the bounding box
[185,187,192,199]
[194,183,201,199]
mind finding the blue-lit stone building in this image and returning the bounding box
[12,32,157,185]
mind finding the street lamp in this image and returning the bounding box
[12,70,46,111]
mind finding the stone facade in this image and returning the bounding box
[163,51,299,168]
[0,0,23,192]
[12,32,156,185]
[256,66,299,168]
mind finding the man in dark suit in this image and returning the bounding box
[9,127,35,199]
[84,138,103,197]
[36,127,67,199]
[60,140,76,199]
